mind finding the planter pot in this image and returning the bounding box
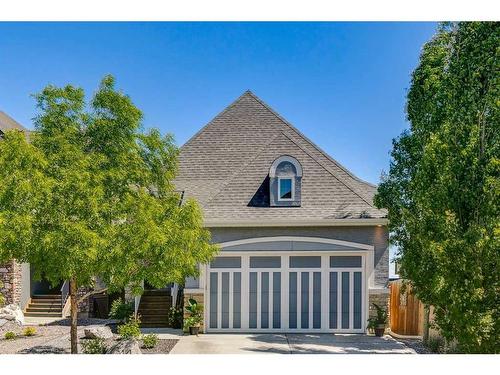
[374,325,386,337]
[189,326,200,336]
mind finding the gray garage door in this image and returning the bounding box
[206,253,365,333]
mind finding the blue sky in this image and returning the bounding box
[0,22,436,185]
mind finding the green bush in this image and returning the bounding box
[183,298,203,331]
[118,315,141,340]
[142,333,159,349]
[167,307,183,329]
[108,298,134,321]
[81,338,107,354]
[23,327,37,336]
[4,331,16,340]
[427,336,445,354]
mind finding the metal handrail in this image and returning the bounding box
[60,280,70,307]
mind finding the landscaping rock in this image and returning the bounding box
[0,319,8,328]
[84,326,113,340]
[0,304,24,325]
[107,339,141,354]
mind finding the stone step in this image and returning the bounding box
[24,311,62,317]
[140,323,170,328]
[26,307,62,313]
[31,294,61,300]
[27,302,62,308]
[139,304,171,309]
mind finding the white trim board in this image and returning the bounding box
[204,218,388,227]
[218,236,375,251]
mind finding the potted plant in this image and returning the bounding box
[184,298,203,335]
[367,303,388,337]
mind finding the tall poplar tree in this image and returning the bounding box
[375,22,499,352]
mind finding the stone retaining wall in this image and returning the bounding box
[0,260,21,306]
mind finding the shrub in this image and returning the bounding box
[367,303,388,330]
[167,307,183,329]
[142,333,159,349]
[81,338,107,354]
[183,298,203,331]
[109,298,134,321]
[23,327,37,336]
[4,331,16,340]
[118,315,141,339]
[427,336,445,354]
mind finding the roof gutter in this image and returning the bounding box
[204,218,389,228]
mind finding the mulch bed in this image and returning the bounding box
[141,339,179,354]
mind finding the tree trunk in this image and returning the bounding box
[423,304,430,345]
[70,278,78,354]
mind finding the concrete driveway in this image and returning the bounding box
[170,333,416,354]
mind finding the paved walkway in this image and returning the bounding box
[170,333,416,354]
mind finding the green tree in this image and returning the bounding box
[375,22,499,353]
[0,76,218,353]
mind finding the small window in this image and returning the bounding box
[330,256,362,268]
[278,178,293,200]
[210,257,241,268]
[290,256,321,268]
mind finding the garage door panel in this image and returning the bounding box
[206,253,365,333]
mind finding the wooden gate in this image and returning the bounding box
[389,279,424,336]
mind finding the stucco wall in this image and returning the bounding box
[209,225,389,288]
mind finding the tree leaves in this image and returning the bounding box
[375,22,499,353]
[0,75,218,295]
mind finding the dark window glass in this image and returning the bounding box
[221,272,229,328]
[289,272,297,329]
[210,257,241,268]
[250,256,281,268]
[330,256,362,268]
[313,272,321,329]
[261,272,269,329]
[329,272,338,329]
[290,256,321,268]
[209,272,218,329]
[341,272,350,329]
[301,272,309,329]
[279,178,292,199]
[249,272,257,328]
[354,272,362,329]
[273,272,281,328]
[233,272,241,328]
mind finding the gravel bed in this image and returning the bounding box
[140,339,179,354]
[397,338,431,354]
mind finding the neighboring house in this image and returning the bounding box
[1,92,389,333]
[175,91,389,333]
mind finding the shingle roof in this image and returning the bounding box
[0,111,28,133]
[174,91,386,224]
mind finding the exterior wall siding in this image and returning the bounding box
[209,225,389,288]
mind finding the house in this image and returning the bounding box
[0,92,389,332]
[174,91,389,333]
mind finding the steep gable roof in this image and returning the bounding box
[0,111,28,133]
[175,91,386,224]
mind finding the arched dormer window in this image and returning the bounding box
[269,156,302,207]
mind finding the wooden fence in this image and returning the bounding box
[389,279,425,336]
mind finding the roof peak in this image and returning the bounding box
[0,110,28,132]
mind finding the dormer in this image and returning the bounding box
[269,155,302,207]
